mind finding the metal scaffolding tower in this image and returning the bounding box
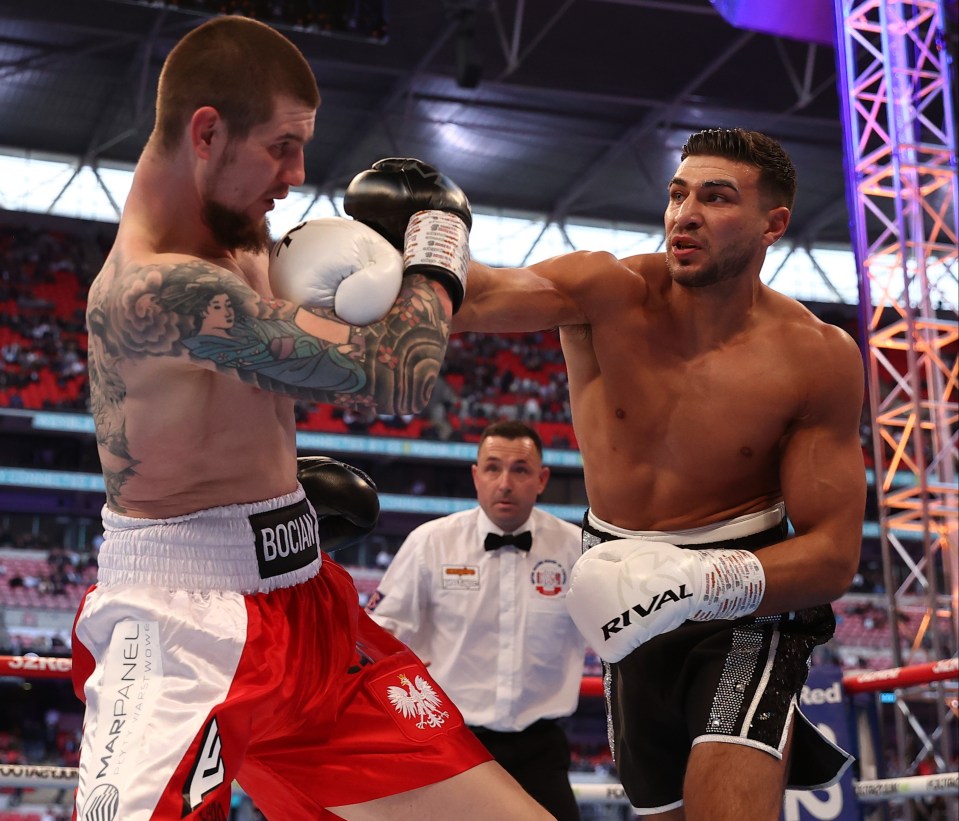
[833,0,958,793]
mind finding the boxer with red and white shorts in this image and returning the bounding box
[71,487,490,820]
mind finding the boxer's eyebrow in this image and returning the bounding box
[667,177,740,193]
[702,179,739,193]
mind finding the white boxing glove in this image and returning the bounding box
[269,217,403,326]
[566,539,766,663]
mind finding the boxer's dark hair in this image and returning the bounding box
[479,420,543,459]
[154,16,320,153]
[681,128,797,210]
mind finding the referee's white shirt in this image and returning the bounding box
[367,506,586,732]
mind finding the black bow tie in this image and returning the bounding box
[484,531,532,552]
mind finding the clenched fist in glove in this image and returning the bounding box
[344,158,472,312]
[565,540,765,663]
[269,217,403,326]
[298,456,380,552]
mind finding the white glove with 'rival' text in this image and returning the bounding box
[565,539,765,663]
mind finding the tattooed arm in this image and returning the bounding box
[87,255,451,416]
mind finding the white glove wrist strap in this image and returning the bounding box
[403,210,470,288]
[691,549,765,621]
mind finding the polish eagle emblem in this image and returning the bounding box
[387,673,450,729]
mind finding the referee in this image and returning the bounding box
[367,421,586,820]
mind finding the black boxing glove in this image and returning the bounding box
[297,456,380,552]
[343,158,472,312]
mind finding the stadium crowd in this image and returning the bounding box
[0,222,578,446]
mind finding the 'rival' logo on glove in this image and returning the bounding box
[601,585,693,641]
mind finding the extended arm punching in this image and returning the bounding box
[345,157,473,312]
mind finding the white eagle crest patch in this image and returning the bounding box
[387,673,450,729]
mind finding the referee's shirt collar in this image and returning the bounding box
[476,508,534,546]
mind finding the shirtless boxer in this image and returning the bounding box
[353,129,867,820]
[73,15,550,821]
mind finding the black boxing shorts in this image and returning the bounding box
[71,487,490,821]
[582,503,853,815]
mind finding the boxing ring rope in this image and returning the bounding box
[1,763,955,801]
[568,774,959,804]
[0,764,77,790]
[579,656,959,699]
[840,658,958,694]
[0,654,72,680]
[1,655,956,804]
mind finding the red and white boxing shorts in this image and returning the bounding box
[71,487,490,820]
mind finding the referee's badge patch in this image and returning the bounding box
[371,666,462,740]
[531,559,567,596]
[442,564,480,590]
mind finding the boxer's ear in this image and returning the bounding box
[190,106,222,158]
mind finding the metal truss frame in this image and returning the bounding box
[834,0,958,792]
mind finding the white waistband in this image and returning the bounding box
[97,486,322,593]
[587,502,785,545]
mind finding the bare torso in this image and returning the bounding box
[90,131,458,519]
[558,253,830,531]
[87,240,299,518]
[457,159,865,614]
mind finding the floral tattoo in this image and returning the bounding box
[86,255,450,507]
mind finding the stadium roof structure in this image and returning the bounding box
[0,0,896,247]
